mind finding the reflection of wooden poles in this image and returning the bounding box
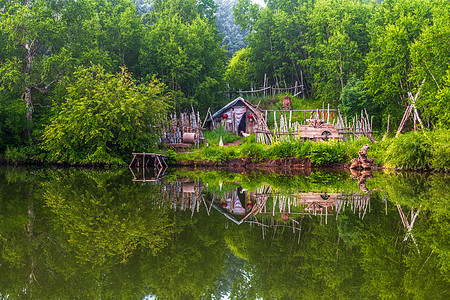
[397,205,421,253]
[129,153,168,169]
[129,153,168,182]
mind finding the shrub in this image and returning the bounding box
[240,143,266,160]
[309,142,333,166]
[307,141,350,166]
[41,65,171,164]
[5,146,28,164]
[266,141,297,159]
[4,146,40,164]
[428,129,450,171]
[293,141,312,159]
[385,132,431,170]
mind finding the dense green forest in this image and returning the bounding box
[0,0,448,163]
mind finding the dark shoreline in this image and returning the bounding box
[172,157,385,172]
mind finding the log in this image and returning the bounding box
[349,144,374,170]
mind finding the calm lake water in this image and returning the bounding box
[0,166,448,299]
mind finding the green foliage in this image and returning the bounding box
[428,128,450,171]
[239,142,267,160]
[265,141,297,159]
[203,145,240,162]
[140,8,227,113]
[234,0,372,103]
[233,0,262,32]
[410,0,450,128]
[309,0,372,104]
[308,140,350,165]
[4,147,29,164]
[0,0,448,163]
[0,91,28,152]
[384,132,431,170]
[339,76,377,120]
[382,130,450,171]
[41,65,171,164]
[365,0,434,127]
[225,47,252,91]
[150,0,217,24]
[245,139,358,166]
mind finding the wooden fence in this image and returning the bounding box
[161,110,203,146]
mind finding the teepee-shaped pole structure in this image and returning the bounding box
[396,78,426,137]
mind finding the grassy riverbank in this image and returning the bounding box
[172,128,449,172]
[1,127,448,172]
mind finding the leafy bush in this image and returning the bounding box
[385,132,431,170]
[428,129,450,171]
[295,142,308,157]
[239,143,266,160]
[4,146,40,164]
[266,141,297,159]
[308,142,333,165]
[41,65,171,164]
[5,146,28,164]
[0,96,29,153]
[307,141,351,166]
[339,76,379,128]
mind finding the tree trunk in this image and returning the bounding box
[24,41,34,123]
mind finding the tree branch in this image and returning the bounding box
[31,80,56,94]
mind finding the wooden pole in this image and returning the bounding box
[386,114,390,136]
[263,74,267,98]
[327,103,330,123]
[396,105,413,137]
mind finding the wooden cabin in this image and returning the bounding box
[211,97,262,135]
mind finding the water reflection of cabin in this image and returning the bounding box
[158,180,372,225]
[211,97,262,135]
[213,189,250,225]
[213,189,371,226]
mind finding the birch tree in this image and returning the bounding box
[0,1,64,123]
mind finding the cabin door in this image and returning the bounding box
[234,107,247,135]
[237,112,246,135]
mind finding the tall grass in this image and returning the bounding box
[381,130,449,171]
[189,137,371,166]
[428,129,450,171]
[203,126,239,146]
[384,133,430,170]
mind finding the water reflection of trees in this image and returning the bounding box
[154,172,449,299]
[0,168,227,299]
[0,168,448,299]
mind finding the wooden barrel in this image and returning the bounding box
[182,132,196,144]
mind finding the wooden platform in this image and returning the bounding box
[129,153,168,169]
